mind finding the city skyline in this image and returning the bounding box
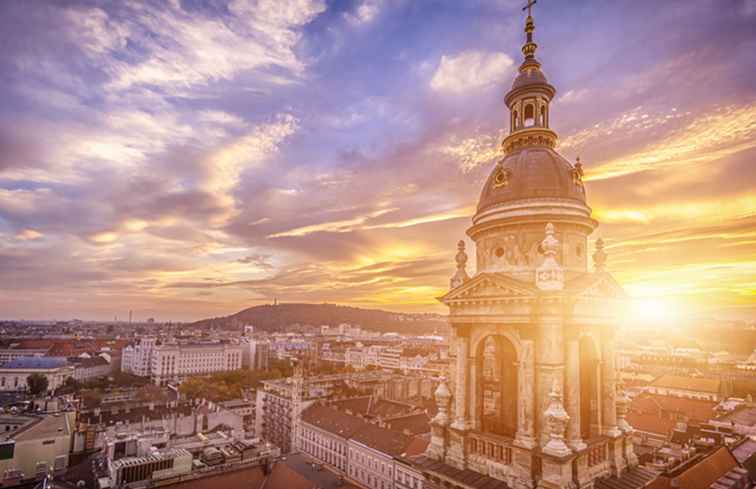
[1,0,756,321]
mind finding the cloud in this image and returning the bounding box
[15,229,43,241]
[345,0,382,25]
[430,50,514,94]
[100,0,326,94]
[585,103,756,181]
[236,253,275,270]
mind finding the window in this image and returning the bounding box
[524,104,535,127]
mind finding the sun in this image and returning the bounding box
[624,296,682,326]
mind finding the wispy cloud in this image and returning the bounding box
[430,50,514,94]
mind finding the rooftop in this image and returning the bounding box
[2,357,69,369]
[593,466,659,489]
[412,455,511,489]
[2,413,72,442]
[650,375,720,394]
[646,446,739,489]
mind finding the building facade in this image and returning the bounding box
[423,8,639,489]
[150,341,243,385]
[0,358,74,393]
[122,338,243,385]
[243,339,271,371]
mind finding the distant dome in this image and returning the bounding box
[477,147,585,215]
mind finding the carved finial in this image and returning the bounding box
[450,240,470,289]
[593,238,607,272]
[543,379,571,457]
[536,223,564,290]
[432,376,451,426]
[616,382,633,433]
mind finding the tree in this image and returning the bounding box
[27,373,49,396]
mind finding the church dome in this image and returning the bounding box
[477,147,585,214]
[511,65,551,92]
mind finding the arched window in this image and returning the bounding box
[512,110,519,130]
[540,106,547,126]
[524,104,535,127]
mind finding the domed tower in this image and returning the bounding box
[470,6,595,282]
[423,5,646,489]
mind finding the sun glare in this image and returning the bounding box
[625,297,682,326]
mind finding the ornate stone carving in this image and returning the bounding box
[536,223,564,290]
[493,165,513,188]
[450,240,471,289]
[571,157,584,186]
[543,380,572,457]
[593,238,607,272]
[433,377,452,426]
[616,383,632,433]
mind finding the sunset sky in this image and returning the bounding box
[1,0,755,322]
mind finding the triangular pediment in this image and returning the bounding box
[439,272,537,304]
[567,271,626,299]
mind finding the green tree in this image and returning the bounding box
[27,373,49,396]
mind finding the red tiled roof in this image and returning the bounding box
[650,375,720,394]
[331,396,371,415]
[170,463,313,489]
[631,393,717,424]
[626,412,676,437]
[302,404,414,456]
[385,413,430,435]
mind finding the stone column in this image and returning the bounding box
[452,335,471,430]
[565,337,586,450]
[515,339,536,449]
[602,334,621,438]
[536,320,564,448]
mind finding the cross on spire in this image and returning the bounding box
[522,0,537,17]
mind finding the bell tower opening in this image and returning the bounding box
[579,336,600,440]
[523,104,535,127]
[476,335,518,438]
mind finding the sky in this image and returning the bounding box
[1,0,755,322]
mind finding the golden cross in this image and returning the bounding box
[522,0,537,16]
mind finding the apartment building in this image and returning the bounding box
[121,338,243,385]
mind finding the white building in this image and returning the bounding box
[243,339,271,371]
[121,337,158,377]
[0,357,74,393]
[379,347,402,370]
[122,338,243,385]
[108,447,192,488]
[298,403,424,489]
[150,342,243,385]
[0,413,75,480]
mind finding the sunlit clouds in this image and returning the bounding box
[0,0,755,320]
[430,50,515,94]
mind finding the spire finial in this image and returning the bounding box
[521,0,538,60]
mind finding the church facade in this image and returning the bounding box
[421,7,644,489]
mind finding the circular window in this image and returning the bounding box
[495,247,505,258]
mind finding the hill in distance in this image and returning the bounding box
[191,303,449,335]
